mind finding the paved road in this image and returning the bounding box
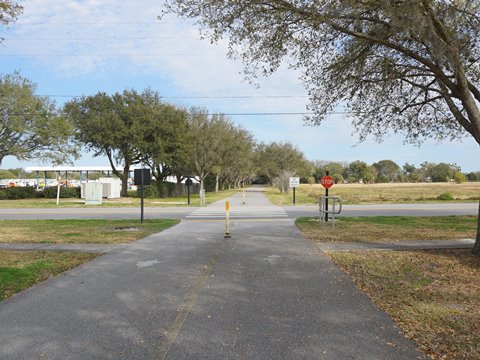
[0,190,426,359]
[285,202,479,218]
[1,188,477,220]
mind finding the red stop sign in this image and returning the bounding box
[320,175,334,189]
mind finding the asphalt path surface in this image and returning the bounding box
[0,189,428,359]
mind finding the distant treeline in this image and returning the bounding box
[309,160,480,184]
[2,159,478,189]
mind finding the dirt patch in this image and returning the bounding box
[114,227,140,232]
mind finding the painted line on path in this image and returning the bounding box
[185,218,292,223]
[154,239,226,360]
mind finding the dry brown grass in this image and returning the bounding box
[306,182,480,203]
[328,249,480,359]
[266,182,480,205]
[296,216,477,243]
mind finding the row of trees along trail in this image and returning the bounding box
[0,1,479,253]
[165,0,480,253]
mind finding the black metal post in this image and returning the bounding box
[293,187,296,204]
[187,185,191,205]
[140,171,144,224]
[325,171,329,222]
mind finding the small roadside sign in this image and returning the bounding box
[185,178,193,205]
[133,168,151,224]
[289,177,300,188]
[320,175,334,189]
[134,169,151,186]
[289,177,300,205]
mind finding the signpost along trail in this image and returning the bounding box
[320,172,334,222]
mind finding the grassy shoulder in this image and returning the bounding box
[328,249,480,359]
[0,250,97,300]
[266,182,480,206]
[0,219,180,244]
[0,189,240,208]
[296,216,477,242]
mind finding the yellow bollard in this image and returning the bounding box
[224,200,231,239]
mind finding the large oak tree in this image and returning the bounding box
[165,0,480,253]
[0,73,75,166]
[64,89,182,196]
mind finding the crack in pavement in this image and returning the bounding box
[154,239,226,360]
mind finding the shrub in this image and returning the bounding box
[133,181,191,198]
[126,190,137,198]
[453,172,466,183]
[0,187,40,200]
[42,186,81,199]
[332,173,344,184]
[376,175,390,183]
[303,176,316,184]
[0,170,15,179]
[436,192,454,201]
[272,170,296,193]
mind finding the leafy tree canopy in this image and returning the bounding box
[165,0,480,145]
[312,160,347,181]
[0,72,76,166]
[64,89,179,196]
[186,108,255,191]
[254,141,310,182]
[372,160,401,181]
[0,1,22,30]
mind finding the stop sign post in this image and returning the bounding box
[320,172,335,222]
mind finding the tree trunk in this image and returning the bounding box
[105,151,129,197]
[215,174,219,193]
[473,200,480,255]
[121,164,130,197]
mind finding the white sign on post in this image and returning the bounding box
[289,177,300,188]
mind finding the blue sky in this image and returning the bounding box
[1,0,478,172]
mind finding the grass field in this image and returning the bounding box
[0,189,240,208]
[296,216,477,242]
[0,218,180,300]
[0,250,97,300]
[266,182,480,205]
[0,219,180,244]
[328,249,480,359]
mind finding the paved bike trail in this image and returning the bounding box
[0,189,425,359]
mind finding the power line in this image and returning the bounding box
[6,36,198,41]
[37,94,308,99]
[15,21,171,26]
[217,112,313,116]
[217,112,352,116]
[0,111,351,117]
[0,53,219,57]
